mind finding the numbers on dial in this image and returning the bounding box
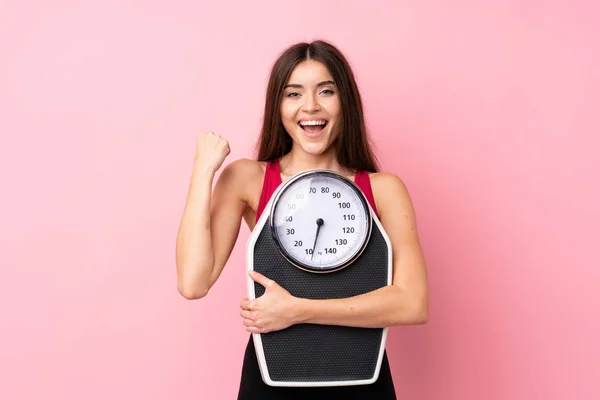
[272,173,371,271]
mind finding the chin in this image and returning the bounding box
[295,135,335,156]
[300,142,331,156]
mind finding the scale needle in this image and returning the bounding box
[311,218,324,260]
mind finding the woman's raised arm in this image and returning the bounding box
[175,132,248,299]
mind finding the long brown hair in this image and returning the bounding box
[255,40,379,173]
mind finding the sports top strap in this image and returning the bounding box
[256,160,378,223]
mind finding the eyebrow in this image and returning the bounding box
[284,80,336,89]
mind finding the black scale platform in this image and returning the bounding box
[250,218,390,386]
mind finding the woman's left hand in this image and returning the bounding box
[240,271,301,334]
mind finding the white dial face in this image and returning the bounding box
[271,171,371,272]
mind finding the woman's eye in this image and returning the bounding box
[286,92,300,97]
[320,89,334,95]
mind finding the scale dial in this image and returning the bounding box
[269,170,373,273]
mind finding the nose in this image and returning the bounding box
[302,93,321,112]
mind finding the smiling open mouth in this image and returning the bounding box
[298,120,328,134]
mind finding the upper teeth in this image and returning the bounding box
[300,120,326,126]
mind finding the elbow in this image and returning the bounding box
[411,297,429,325]
[392,292,429,326]
[412,305,429,325]
[178,285,209,300]
[177,281,210,300]
[176,262,213,300]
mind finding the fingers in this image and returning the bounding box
[248,270,274,289]
[240,297,249,309]
[240,300,256,312]
[239,302,270,333]
[241,313,264,333]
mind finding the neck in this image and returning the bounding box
[279,146,350,178]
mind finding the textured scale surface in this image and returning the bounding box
[252,220,390,383]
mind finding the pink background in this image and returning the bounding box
[1,1,598,399]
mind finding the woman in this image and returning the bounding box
[176,40,429,399]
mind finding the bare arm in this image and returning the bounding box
[175,133,247,299]
[293,173,429,326]
[293,286,425,328]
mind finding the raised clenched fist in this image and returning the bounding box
[195,131,231,173]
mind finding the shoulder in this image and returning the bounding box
[368,172,415,217]
[219,158,264,180]
[369,171,407,187]
[216,158,267,201]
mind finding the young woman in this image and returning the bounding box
[176,40,429,399]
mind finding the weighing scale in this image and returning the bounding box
[246,169,392,387]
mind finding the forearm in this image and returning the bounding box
[294,285,428,328]
[176,163,216,298]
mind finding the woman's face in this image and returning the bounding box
[280,60,342,156]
